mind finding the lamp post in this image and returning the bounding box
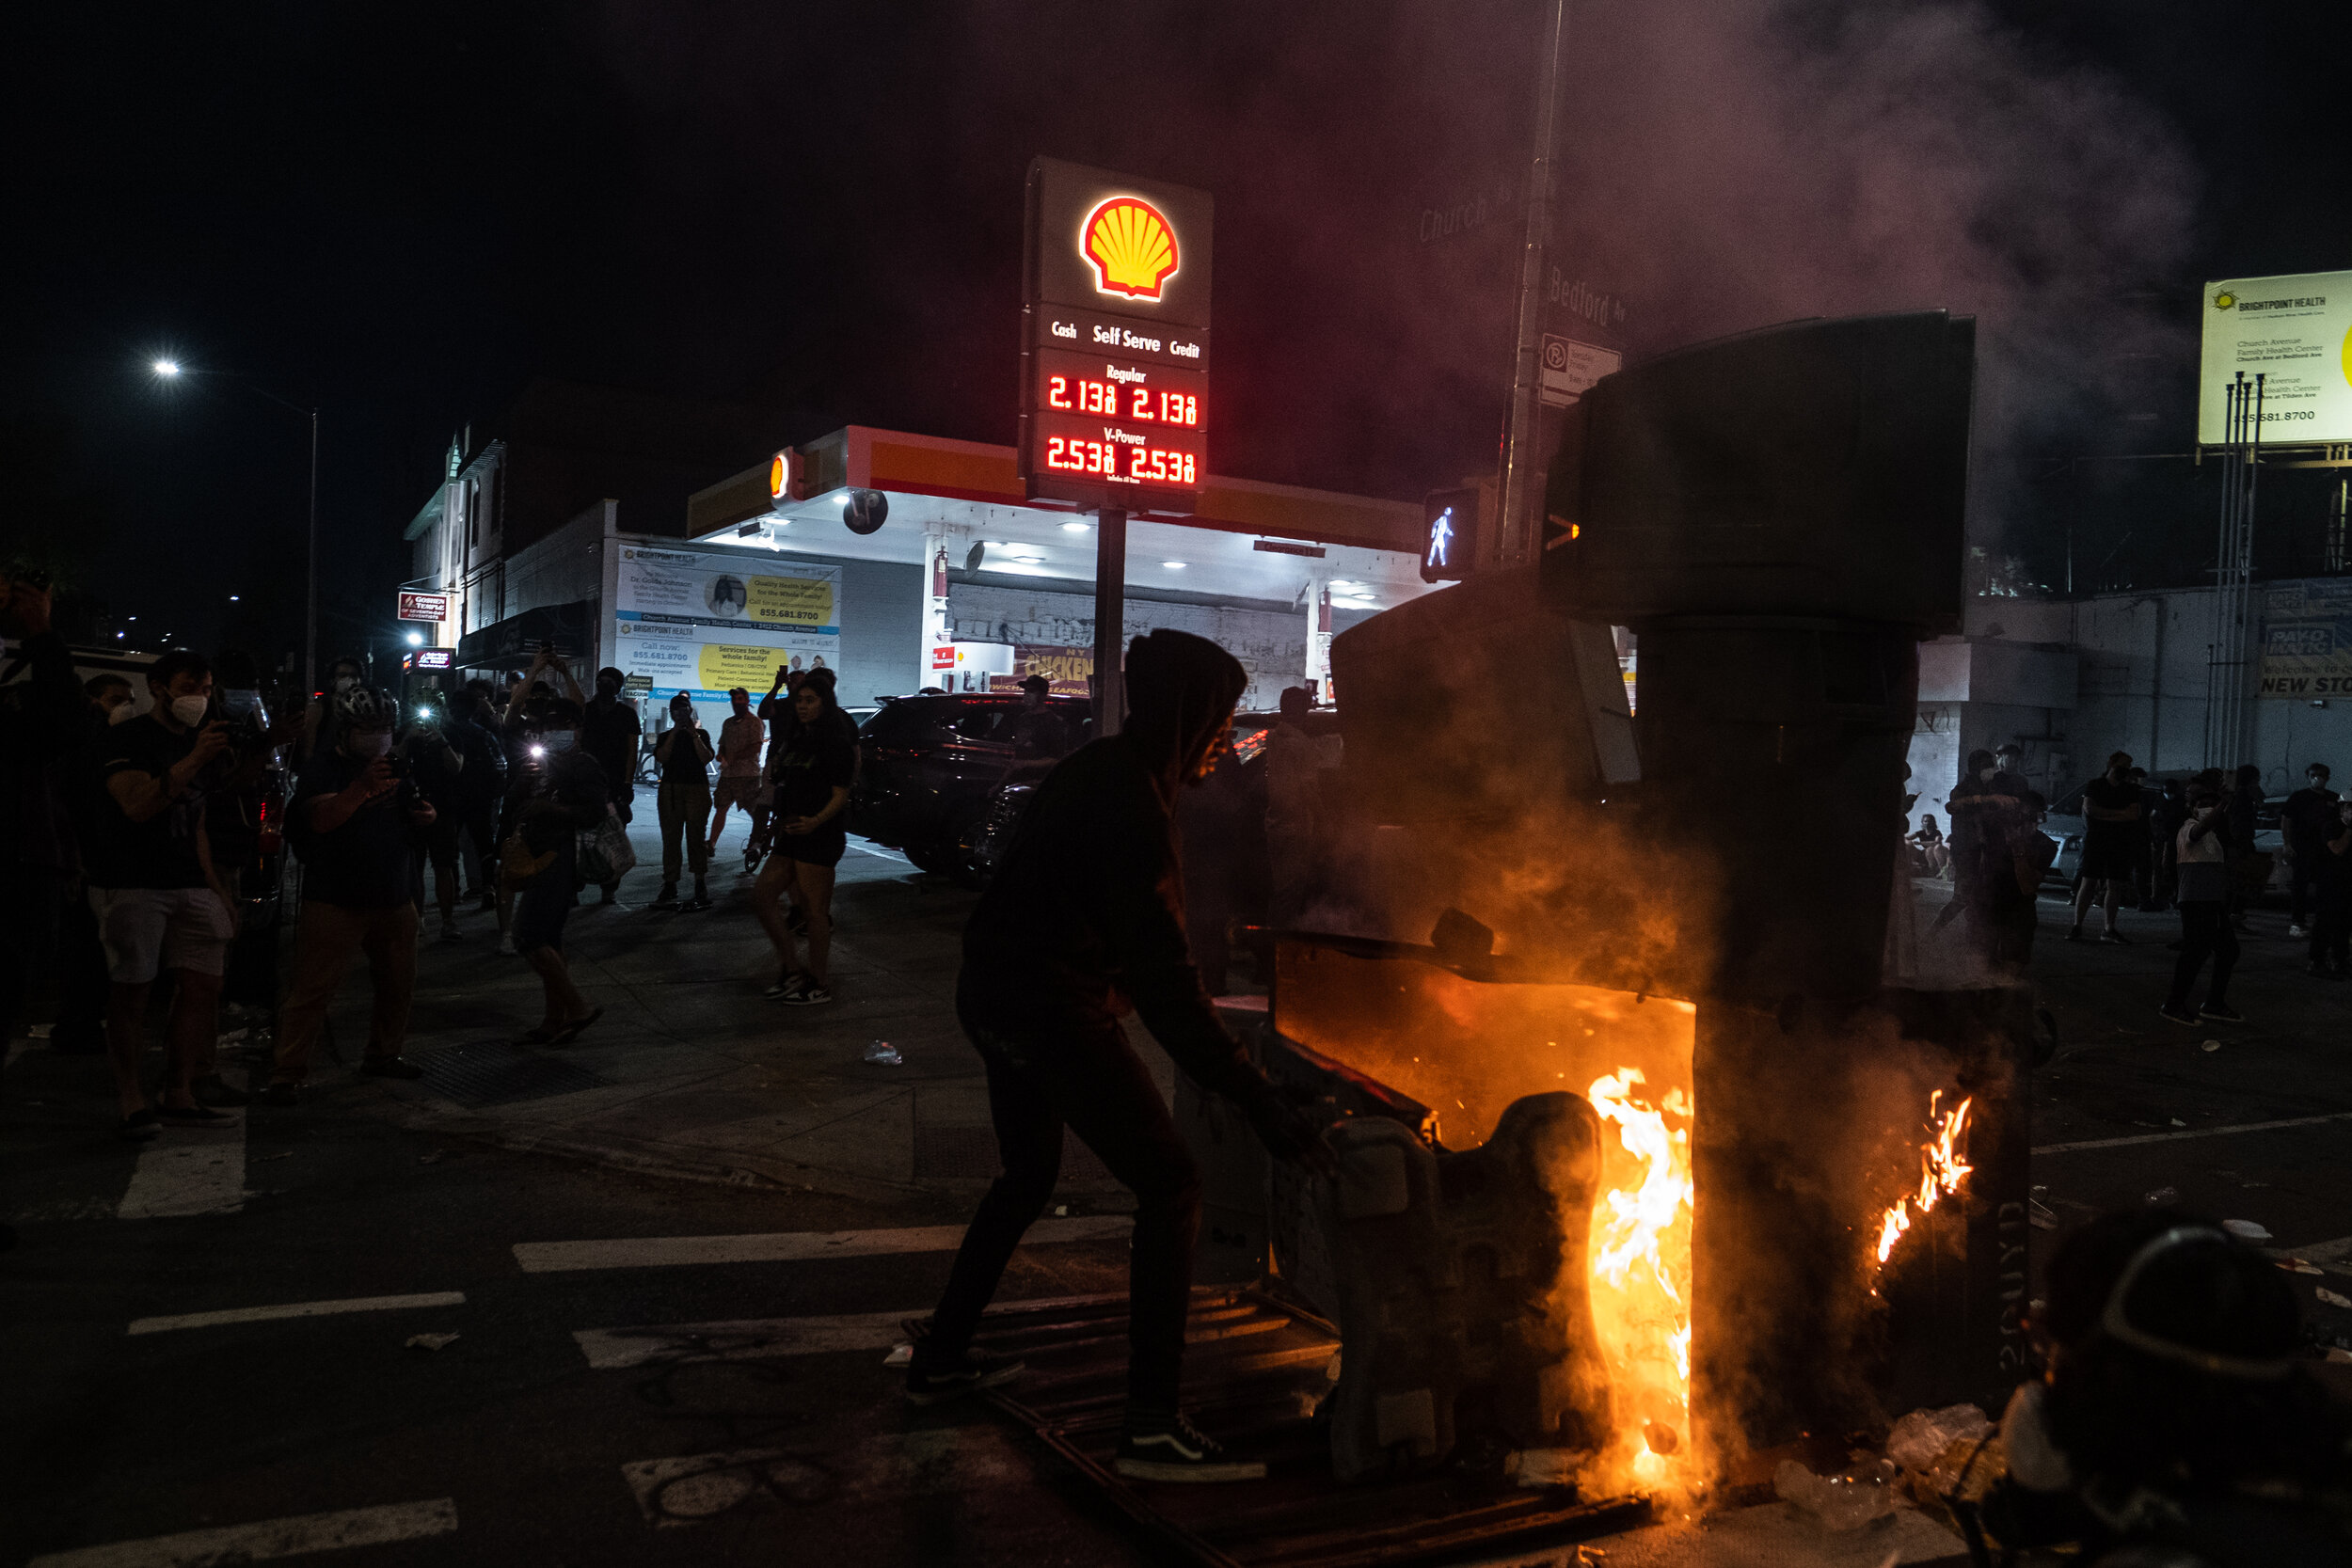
[151,359,321,699]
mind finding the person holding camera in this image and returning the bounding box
[262,688,437,1104]
[397,691,469,942]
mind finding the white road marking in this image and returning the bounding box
[578,1307,916,1370]
[848,841,911,863]
[118,1124,247,1220]
[128,1291,467,1337]
[2033,1109,2352,1155]
[514,1213,1130,1274]
[27,1497,458,1568]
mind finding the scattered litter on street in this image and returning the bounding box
[2317,1289,2352,1309]
[2144,1186,2179,1205]
[2222,1219,2273,1242]
[2028,1198,2058,1230]
[1053,1205,1068,1216]
[254,1152,291,1164]
[882,1342,914,1367]
[1773,1457,1899,1530]
[1887,1403,1992,1472]
[2328,1348,2352,1364]
[405,1333,460,1351]
[2169,1118,2186,1127]
[418,1149,445,1164]
[2280,1259,2326,1275]
[2201,1039,2221,1053]
[864,1040,903,1066]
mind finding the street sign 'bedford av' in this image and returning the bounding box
[397,591,451,622]
[1019,156,1212,512]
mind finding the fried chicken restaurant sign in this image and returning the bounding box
[2259,578,2352,699]
[2199,269,2352,446]
[612,545,841,702]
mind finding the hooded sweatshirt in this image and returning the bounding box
[959,629,1267,1102]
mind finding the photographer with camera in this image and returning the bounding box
[262,688,437,1104]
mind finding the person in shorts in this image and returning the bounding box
[706,686,765,861]
[263,689,438,1103]
[87,649,240,1138]
[510,747,609,1044]
[2069,752,2141,944]
[751,668,855,1005]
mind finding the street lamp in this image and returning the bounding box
[405,630,423,646]
[148,358,321,700]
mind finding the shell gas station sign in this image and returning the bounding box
[1019,156,1212,512]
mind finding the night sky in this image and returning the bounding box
[6,0,2348,668]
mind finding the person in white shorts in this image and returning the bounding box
[87,649,241,1139]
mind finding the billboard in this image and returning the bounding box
[2259,578,2352,699]
[2198,269,2352,446]
[612,545,841,704]
[1019,157,1213,512]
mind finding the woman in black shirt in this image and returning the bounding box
[750,669,855,1005]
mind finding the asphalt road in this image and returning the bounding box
[5,880,2348,1567]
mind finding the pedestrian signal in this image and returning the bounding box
[1420,487,1479,582]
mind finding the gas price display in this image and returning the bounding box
[1028,344,1209,496]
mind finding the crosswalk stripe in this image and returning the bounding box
[118,1123,247,1220]
[27,1498,458,1568]
[128,1292,468,1337]
[514,1214,1131,1274]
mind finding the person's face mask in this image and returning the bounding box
[220,689,262,720]
[543,730,577,753]
[167,693,212,728]
[107,700,139,725]
[349,731,392,758]
[333,673,358,693]
[1979,767,1996,782]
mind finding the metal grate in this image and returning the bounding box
[913,1122,1112,1182]
[414,1040,612,1109]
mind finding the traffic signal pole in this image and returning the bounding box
[1496,0,1572,569]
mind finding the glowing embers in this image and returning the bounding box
[1582,1070,1696,1494]
[1871,1090,1975,1273]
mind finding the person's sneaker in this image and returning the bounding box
[2157,1001,2201,1026]
[191,1074,250,1108]
[683,892,713,912]
[119,1107,162,1142]
[157,1101,240,1130]
[780,983,834,1006]
[904,1348,1026,1405]
[494,931,516,957]
[260,1082,299,1107]
[438,920,464,943]
[361,1055,425,1079]
[2290,924,2308,939]
[764,971,808,1001]
[2201,1003,2246,1023]
[2100,928,2130,944]
[2065,927,2086,943]
[652,883,679,909]
[1115,1411,1268,1482]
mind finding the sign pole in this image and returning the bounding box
[1496,0,1572,568]
[1092,508,1127,736]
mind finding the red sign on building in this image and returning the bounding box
[398,591,450,623]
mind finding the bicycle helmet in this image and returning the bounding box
[335,686,396,730]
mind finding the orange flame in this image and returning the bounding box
[1871,1091,1974,1272]
[1584,1069,1697,1495]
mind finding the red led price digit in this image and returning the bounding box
[1048,375,1070,410]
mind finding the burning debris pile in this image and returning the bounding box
[1871,1090,1976,1275]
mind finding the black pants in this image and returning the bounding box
[2291,853,2328,927]
[2312,891,2351,970]
[1988,896,2039,975]
[925,1009,1201,1411]
[2169,903,2240,1007]
[457,795,501,896]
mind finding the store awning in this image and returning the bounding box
[454,599,596,671]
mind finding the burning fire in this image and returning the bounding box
[1584,1069,1696,1493]
[1871,1091,1974,1272]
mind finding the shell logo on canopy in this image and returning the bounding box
[1081,197,1180,301]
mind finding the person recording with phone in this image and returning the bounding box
[653,692,716,910]
[397,691,469,942]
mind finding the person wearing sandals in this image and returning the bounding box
[509,746,609,1045]
[652,692,715,911]
[262,688,437,1106]
[751,668,854,1005]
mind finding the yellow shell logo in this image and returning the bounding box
[769,454,786,499]
[1082,197,1179,301]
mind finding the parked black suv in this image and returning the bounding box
[850,692,1093,877]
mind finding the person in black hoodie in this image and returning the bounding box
[910,629,1332,1482]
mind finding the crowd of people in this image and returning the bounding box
[0,572,868,1135]
[1915,742,2351,1012]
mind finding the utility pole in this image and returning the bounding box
[2203,372,2261,771]
[1091,508,1127,736]
[1495,0,1572,568]
[306,405,319,701]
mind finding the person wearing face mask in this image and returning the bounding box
[86,673,135,724]
[396,691,469,942]
[911,631,1334,1481]
[652,692,716,910]
[261,688,436,1104]
[298,655,367,761]
[2161,785,2243,1026]
[450,681,506,911]
[580,666,642,902]
[2282,763,2339,939]
[1936,748,2027,949]
[750,668,854,1003]
[85,649,240,1138]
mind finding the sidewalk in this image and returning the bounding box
[303,815,1170,1207]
